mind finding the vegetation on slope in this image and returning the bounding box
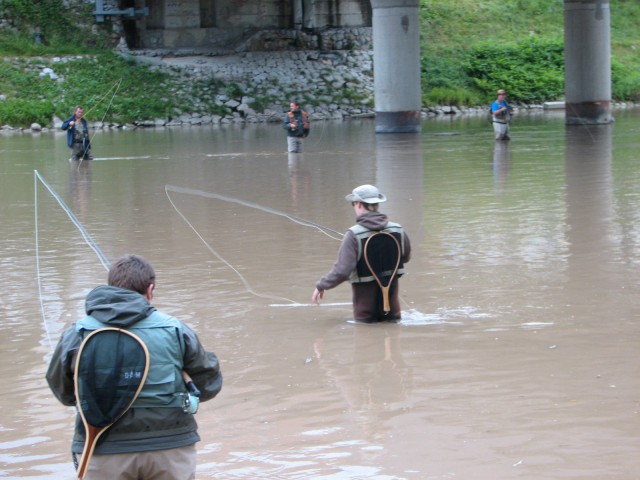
[420,0,640,106]
[0,0,638,127]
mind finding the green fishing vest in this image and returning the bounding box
[76,311,187,409]
[348,222,406,283]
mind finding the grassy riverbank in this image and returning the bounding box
[1,0,639,128]
[419,0,640,106]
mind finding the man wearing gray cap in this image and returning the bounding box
[312,185,411,322]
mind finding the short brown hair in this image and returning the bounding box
[108,254,155,295]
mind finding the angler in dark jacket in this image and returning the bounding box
[46,254,222,479]
[283,101,310,153]
[312,185,411,322]
[61,106,93,161]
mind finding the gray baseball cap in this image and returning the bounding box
[345,184,387,204]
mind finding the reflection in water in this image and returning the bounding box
[288,152,312,215]
[2,112,640,479]
[313,324,412,442]
[492,140,511,187]
[69,160,92,220]
[374,134,424,234]
[564,124,614,311]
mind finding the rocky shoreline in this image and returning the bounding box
[3,48,639,133]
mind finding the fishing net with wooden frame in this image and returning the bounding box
[363,231,402,317]
[73,327,150,479]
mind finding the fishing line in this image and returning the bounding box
[565,103,597,143]
[165,185,344,239]
[77,78,124,165]
[34,173,53,350]
[269,302,351,307]
[34,170,110,269]
[34,170,111,350]
[164,185,408,310]
[304,115,328,149]
[164,185,299,304]
[82,77,123,119]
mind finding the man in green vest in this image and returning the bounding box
[46,254,222,479]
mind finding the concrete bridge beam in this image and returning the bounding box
[564,0,613,125]
[370,0,421,133]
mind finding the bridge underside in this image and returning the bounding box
[110,0,371,50]
[100,0,613,129]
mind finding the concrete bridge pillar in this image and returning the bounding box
[564,0,613,125]
[370,0,421,133]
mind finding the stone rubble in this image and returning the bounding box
[3,46,638,133]
[124,49,379,127]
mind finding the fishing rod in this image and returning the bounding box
[82,77,123,119]
[65,77,124,164]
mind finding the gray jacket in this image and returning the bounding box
[46,285,222,454]
[316,211,411,291]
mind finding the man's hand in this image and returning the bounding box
[312,288,324,305]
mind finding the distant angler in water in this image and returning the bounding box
[491,89,512,141]
[62,106,93,161]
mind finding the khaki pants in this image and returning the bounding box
[287,136,304,153]
[83,444,197,480]
[492,121,510,140]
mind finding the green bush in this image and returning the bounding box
[0,53,191,126]
[612,58,640,101]
[0,98,54,126]
[464,39,565,103]
[0,0,115,52]
[225,83,244,99]
[422,87,481,107]
[421,51,470,91]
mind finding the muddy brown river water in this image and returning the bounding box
[1,110,639,479]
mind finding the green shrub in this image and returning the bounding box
[225,83,244,99]
[464,39,565,103]
[0,98,54,126]
[421,51,470,91]
[612,58,640,101]
[0,0,115,52]
[422,87,481,107]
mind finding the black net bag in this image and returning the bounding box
[363,232,401,315]
[74,328,149,478]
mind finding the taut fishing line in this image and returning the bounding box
[164,185,350,307]
[34,171,110,269]
[565,103,597,143]
[165,185,343,239]
[34,170,110,350]
[303,114,328,149]
[71,77,124,165]
[82,77,122,120]
[164,186,296,304]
